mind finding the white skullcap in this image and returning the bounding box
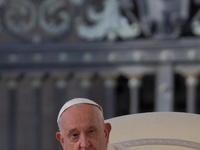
[57,98,103,123]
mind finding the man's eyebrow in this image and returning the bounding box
[88,126,98,130]
[67,126,98,134]
[68,128,78,135]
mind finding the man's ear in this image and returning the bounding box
[56,132,64,146]
[104,123,112,143]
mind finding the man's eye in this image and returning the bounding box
[88,130,95,134]
[72,133,78,138]
[69,133,79,142]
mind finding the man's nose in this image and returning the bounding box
[79,135,91,148]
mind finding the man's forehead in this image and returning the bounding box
[60,107,101,131]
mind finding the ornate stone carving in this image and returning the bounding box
[5,0,36,35]
[191,0,200,35]
[137,0,190,38]
[1,0,72,42]
[76,0,140,41]
[1,0,200,42]
[39,0,71,36]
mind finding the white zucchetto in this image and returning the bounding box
[57,98,103,123]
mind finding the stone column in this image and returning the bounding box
[15,74,38,150]
[186,75,198,113]
[102,73,118,119]
[6,74,19,150]
[30,74,44,150]
[54,74,69,150]
[54,74,68,108]
[0,76,9,150]
[41,75,58,150]
[77,73,93,98]
[128,76,142,114]
[155,64,174,111]
[66,74,82,99]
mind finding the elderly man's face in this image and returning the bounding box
[56,104,111,150]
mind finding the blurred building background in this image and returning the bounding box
[0,0,200,150]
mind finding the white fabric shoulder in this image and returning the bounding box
[107,143,129,150]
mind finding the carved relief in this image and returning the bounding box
[4,0,36,35]
[0,0,200,42]
[191,0,200,35]
[136,0,190,38]
[39,0,71,36]
[1,0,72,42]
[76,0,140,41]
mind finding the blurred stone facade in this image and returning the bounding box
[1,0,200,150]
